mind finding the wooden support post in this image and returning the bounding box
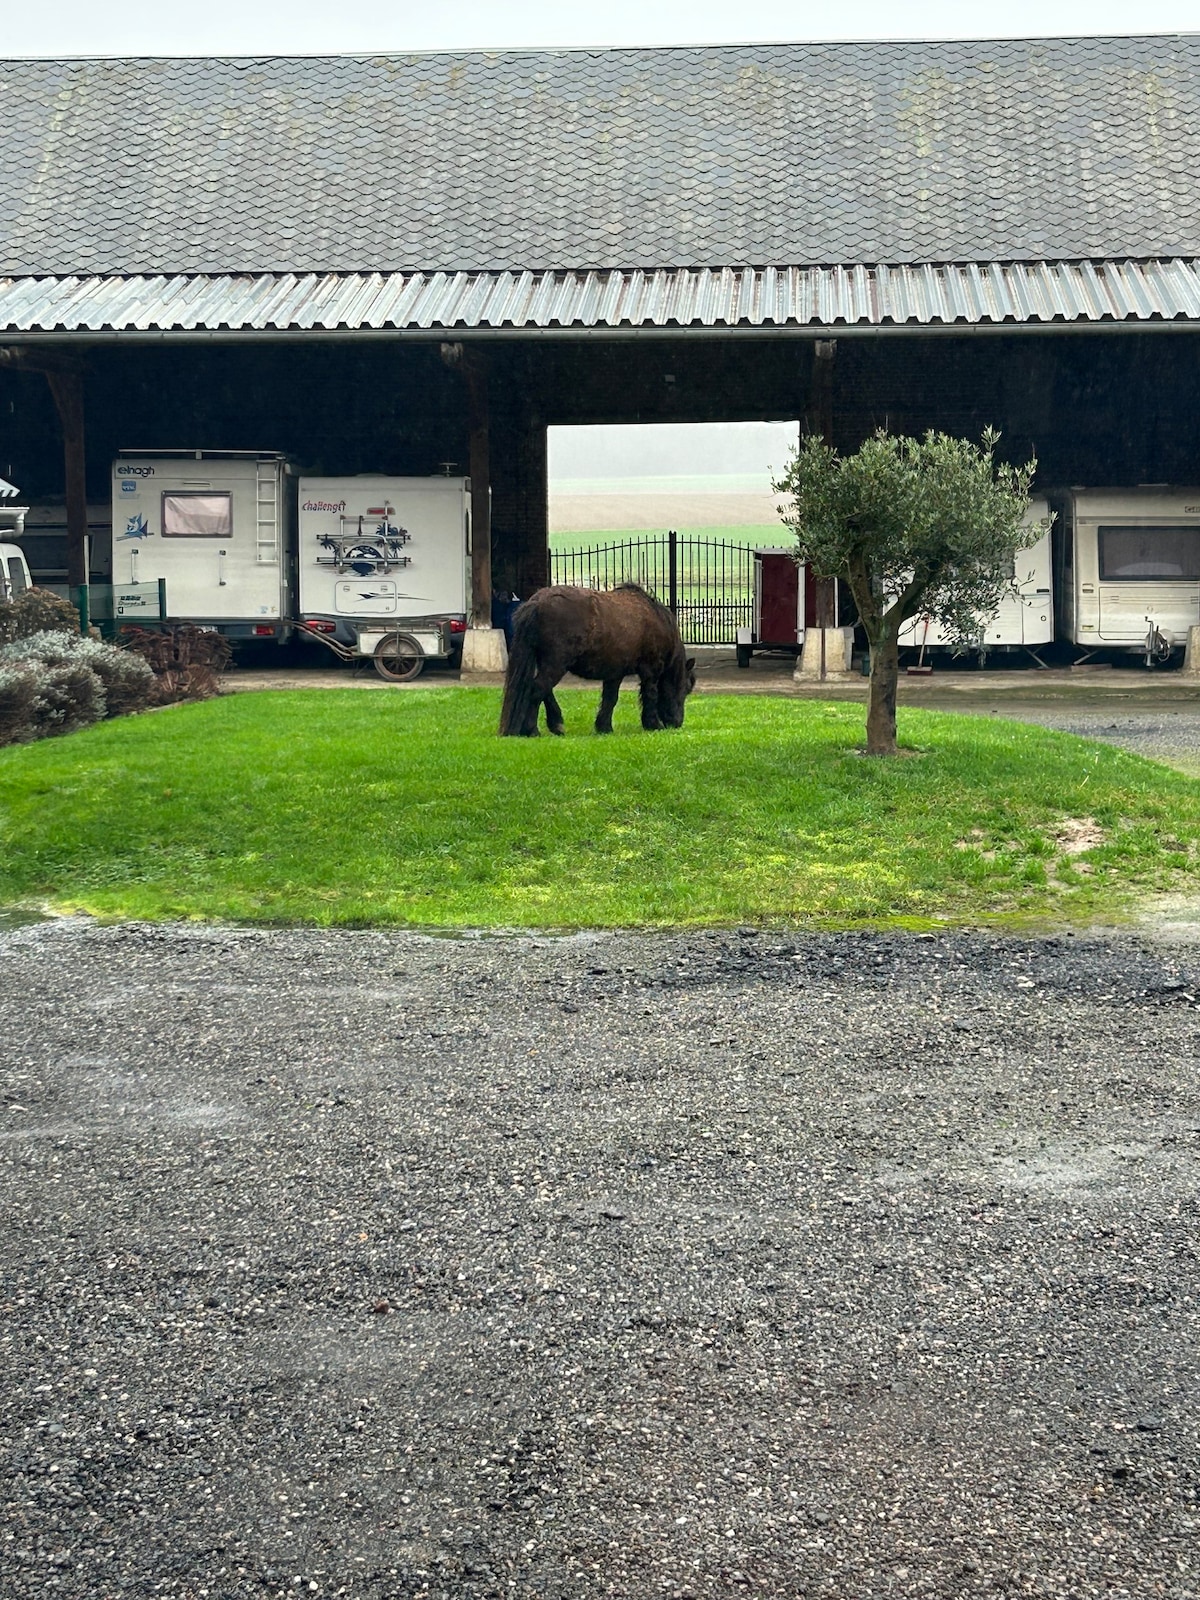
[464,359,492,626]
[440,340,506,672]
[440,341,492,626]
[811,339,837,632]
[46,370,88,590]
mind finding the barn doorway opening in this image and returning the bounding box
[546,421,798,645]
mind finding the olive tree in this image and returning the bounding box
[774,428,1041,756]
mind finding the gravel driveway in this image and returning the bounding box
[3,917,1200,1598]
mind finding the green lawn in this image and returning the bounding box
[1,689,1198,928]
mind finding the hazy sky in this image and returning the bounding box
[5,0,1194,56]
[550,423,798,483]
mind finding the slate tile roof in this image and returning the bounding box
[0,35,1198,278]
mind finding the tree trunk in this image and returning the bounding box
[866,628,900,755]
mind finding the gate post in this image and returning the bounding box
[668,529,678,618]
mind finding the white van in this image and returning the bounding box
[0,542,32,602]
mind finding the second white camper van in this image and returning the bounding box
[898,498,1054,659]
[110,452,292,639]
[295,476,470,679]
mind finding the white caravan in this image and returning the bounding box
[0,491,32,600]
[1054,488,1200,663]
[295,476,470,680]
[898,498,1054,659]
[110,452,291,639]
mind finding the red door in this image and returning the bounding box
[758,554,800,645]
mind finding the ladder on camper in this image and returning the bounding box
[255,460,280,565]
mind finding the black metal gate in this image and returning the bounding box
[549,531,753,645]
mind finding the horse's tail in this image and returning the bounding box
[498,600,541,736]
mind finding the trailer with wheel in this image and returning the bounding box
[110,451,292,640]
[736,549,846,666]
[294,476,470,680]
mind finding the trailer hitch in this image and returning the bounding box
[292,621,360,661]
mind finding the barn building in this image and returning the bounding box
[2,34,1200,658]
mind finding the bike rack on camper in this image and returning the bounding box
[294,476,471,681]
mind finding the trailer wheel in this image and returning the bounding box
[373,633,424,682]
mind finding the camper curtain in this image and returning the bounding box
[162,493,232,539]
[1099,525,1200,581]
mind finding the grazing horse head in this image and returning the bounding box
[657,647,697,728]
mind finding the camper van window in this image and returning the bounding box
[162,492,233,539]
[7,556,27,595]
[1098,526,1200,582]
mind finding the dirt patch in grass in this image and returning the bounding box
[1049,816,1107,854]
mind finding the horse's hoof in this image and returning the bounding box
[548,725,565,737]
[594,726,613,736]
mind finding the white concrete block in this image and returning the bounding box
[460,626,508,675]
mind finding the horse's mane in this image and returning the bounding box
[614,582,676,630]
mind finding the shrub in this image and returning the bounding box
[29,662,106,736]
[0,587,80,646]
[0,663,40,746]
[121,625,232,674]
[120,624,232,705]
[147,664,225,706]
[1,631,155,718]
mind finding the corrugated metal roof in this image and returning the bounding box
[3,261,1200,334]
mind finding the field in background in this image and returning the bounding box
[548,524,786,555]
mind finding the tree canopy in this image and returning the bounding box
[774,428,1043,753]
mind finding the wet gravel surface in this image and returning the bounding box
[981,706,1200,773]
[3,919,1200,1599]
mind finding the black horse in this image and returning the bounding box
[498,584,696,736]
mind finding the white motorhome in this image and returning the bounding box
[110,452,291,640]
[0,544,32,602]
[295,476,470,680]
[1053,488,1200,663]
[0,490,32,600]
[898,498,1054,659]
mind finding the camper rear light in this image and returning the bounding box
[253,624,276,636]
[448,618,467,633]
[303,619,337,633]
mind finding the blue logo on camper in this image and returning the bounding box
[119,514,151,540]
[120,480,137,494]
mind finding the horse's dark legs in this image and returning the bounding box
[525,668,565,736]
[595,677,622,734]
[639,671,665,731]
[543,688,566,736]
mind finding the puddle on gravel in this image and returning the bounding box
[0,907,53,931]
[1135,893,1200,944]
